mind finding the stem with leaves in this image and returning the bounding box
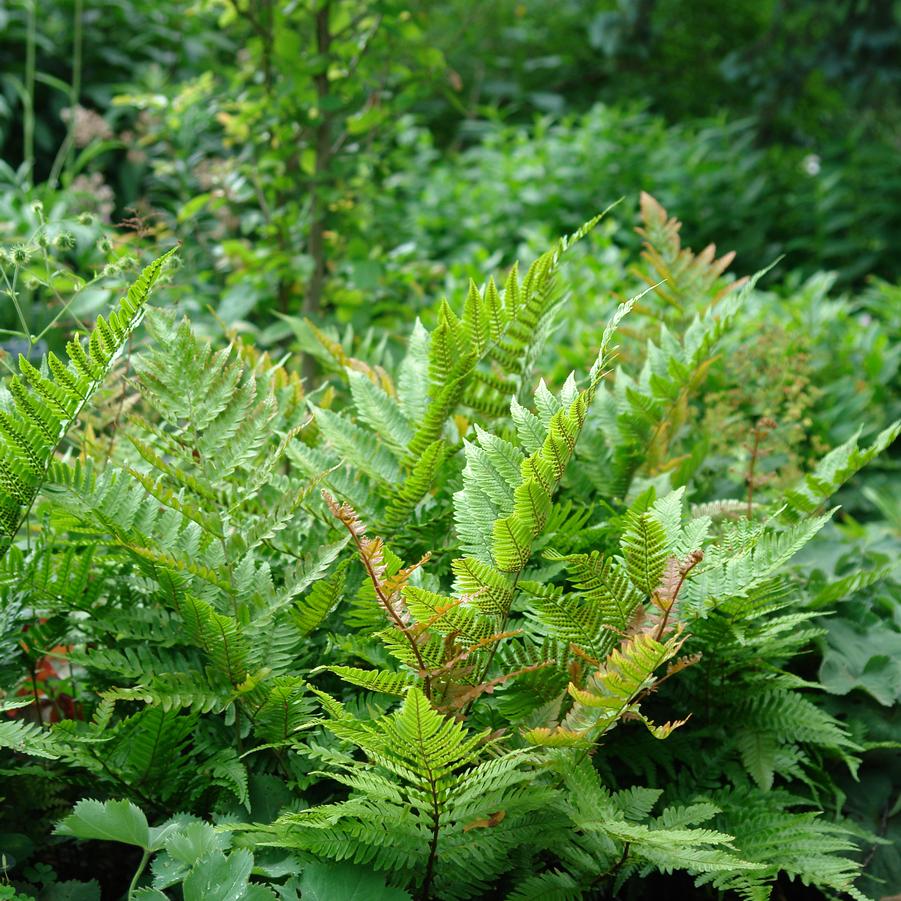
[745,416,776,518]
[324,491,433,699]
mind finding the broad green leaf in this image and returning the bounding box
[182,849,272,901]
[55,799,151,850]
[300,862,412,901]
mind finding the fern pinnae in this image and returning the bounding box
[0,248,176,554]
[621,511,669,596]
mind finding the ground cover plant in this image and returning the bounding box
[0,197,898,900]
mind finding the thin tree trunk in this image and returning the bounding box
[303,1,333,384]
[306,1,332,320]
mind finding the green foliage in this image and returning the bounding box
[782,421,901,519]
[3,2,899,895]
[299,862,411,901]
[56,798,164,850]
[0,248,174,551]
[290,216,606,541]
[0,207,897,899]
[245,687,549,898]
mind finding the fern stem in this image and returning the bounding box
[29,663,42,725]
[652,554,701,641]
[421,813,440,901]
[104,337,133,462]
[463,571,521,716]
[330,500,433,699]
[745,417,775,519]
[234,704,244,756]
[91,750,156,812]
[415,714,441,901]
[746,425,763,519]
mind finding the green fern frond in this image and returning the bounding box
[404,585,496,643]
[621,511,670,596]
[703,787,869,900]
[582,273,765,499]
[347,369,413,455]
[0,715,61,759]
[240,687,553,898]
[100,676,232,715]
[526,630,686,747]
[178,595,249,686]
[381,439,446,530]
[0,249,175,553]
[684,512,834,612]
[327,666,419,697]
[291,562,348,636]
[547,549,643,639]
[247,676,317,743]
[450,555,517,617]
[454,298,633,583]
[314,406,403,484]
[520,581,610,663]
[782,420,900,519]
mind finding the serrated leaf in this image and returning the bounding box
[55,799,151,850]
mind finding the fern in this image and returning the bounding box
[632,192,744,317]
[0,248,175,553]
[682,511,835,612]
[544,550,643,644]
[579,271,765,499]
[239,687,551,900]
[782,420,900,519]
[454,298,632,582]
[4,207,895,900]
[295,218,610,533]
[621,510,669,595]
[524,630,689,747]
[509,757,760,899]
[0,708,61,759]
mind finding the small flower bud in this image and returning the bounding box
[96,236,113,254]
[30,200,44,215]
[11,244,32,265]
[77,212,95,226]
[54,232,77,251]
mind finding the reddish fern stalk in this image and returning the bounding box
[323,490,434,698]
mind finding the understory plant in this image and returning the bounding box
[0,199,898,900]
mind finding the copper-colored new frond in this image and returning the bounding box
[428,630,522,678]
[322,490,366,537]
[649,550,703,640]
[441,661,551,714]
[323,489,434,697]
